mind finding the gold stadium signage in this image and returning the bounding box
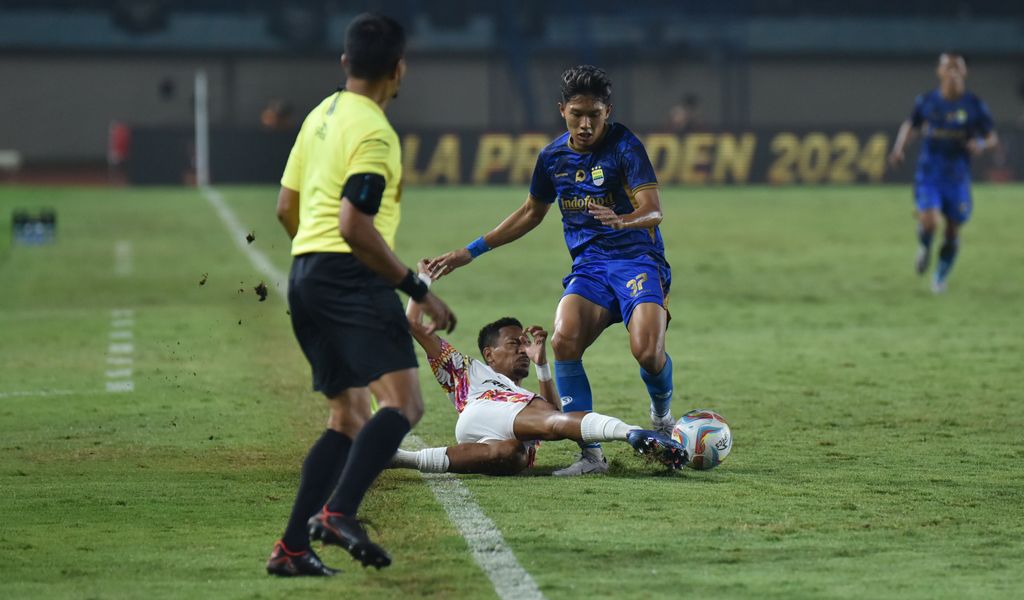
[400,130,893,185]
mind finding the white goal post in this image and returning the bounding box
[194,69,210,187]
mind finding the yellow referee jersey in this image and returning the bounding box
[281,90,403,256]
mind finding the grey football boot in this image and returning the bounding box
[650,410,675,437]
[552,446,608,476]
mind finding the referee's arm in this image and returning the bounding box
[339,195,408,285]
[276,186,300,239]
[339,180,456,334]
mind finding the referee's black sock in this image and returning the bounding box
[326,407,411,516]
[281,428,352,551]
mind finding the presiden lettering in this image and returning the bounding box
[401,130,891,185]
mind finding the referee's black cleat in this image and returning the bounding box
[308,508,392,569]
[266,540,339,577]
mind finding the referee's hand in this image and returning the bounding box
[420,291,457,335]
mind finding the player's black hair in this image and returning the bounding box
[560,65,612,104]
[477,317,523,356]
[344,13,406,80]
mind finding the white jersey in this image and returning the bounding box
[428,339,537,413]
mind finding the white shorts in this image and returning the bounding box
[454,400,531,444]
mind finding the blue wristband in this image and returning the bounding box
[466,236,492,258]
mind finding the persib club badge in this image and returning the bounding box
[956,109,967,123]
[591,166,605,186]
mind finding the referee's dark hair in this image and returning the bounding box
[478,317,523,356]
[344,13,406,81]
[560,65,612,104]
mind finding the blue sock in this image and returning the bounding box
[917,224,934,250]
[640,353,674,418]
[936,238,959,282]
[554,360,599,449]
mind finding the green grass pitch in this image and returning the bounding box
[1,183,1022,599]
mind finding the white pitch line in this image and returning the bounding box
[105,381,135,392]
[411,439,545,600]
[108,260,136,391]
[0,389,78,399]
[202,186,285,283]
[424,476,544,599]
[200,185,544,600]
[114,240,133,277]
[0,387,143,398]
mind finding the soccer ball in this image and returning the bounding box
[671,409,732,470]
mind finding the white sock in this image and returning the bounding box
[389,448,419,469]
[415,447,451,473]
[388,447,450,472]
[581,412,640,443]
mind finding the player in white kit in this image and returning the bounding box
[389,265,686,475]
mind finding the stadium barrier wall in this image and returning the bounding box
[126,127,1019,185]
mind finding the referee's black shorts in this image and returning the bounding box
[287,252,418,397]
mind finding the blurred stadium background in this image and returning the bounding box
[2,1,1023,186]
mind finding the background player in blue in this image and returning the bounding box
[427,65,675,475]
[888,52,999,293]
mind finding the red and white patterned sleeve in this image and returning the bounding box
[427,339,471,413]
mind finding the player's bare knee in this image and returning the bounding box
[326,417,345,433]
[551,330,582,360]
[507,448,530,474]
[372,369,424,425]
[377,394,424,426]
[404,401,424,426]
[919,211,939,231]
[326,410,366,437]
[542,413,574,441]
[406,389,425,424]
[490,441,529,475]
[632,345,664,374]
[326,397,369,436]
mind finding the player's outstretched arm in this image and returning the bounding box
[888,119,918,167]
[276,186,300,239]
[340,196,456,334]
[587,186,663,231]
[426,196,551,280]
[404,262,444,359]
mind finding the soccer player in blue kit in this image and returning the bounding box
[888,52,999,293]
[427,65,674,475]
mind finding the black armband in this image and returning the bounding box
[341,173,386,215]
[397,269,429,302]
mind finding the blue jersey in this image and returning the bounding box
[529,123,664,263]
[910,90,993,184]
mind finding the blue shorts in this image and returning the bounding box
[915,180,972,224]
[561,255,671,326]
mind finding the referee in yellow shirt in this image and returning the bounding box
[266,14,455,577]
